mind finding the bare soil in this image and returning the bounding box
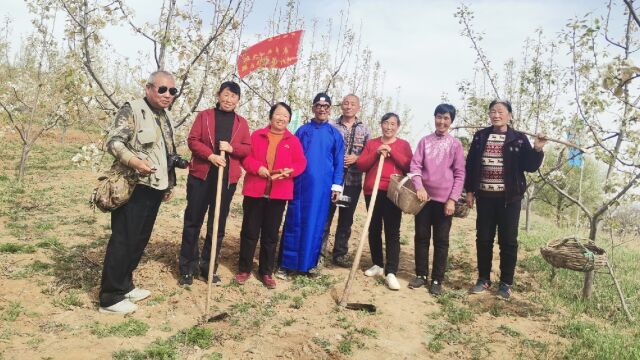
[0,130,566,359]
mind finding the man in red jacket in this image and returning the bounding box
[178,81,251,286]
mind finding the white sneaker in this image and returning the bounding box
[125,288,151,302]
[364,265,384,277]
[99,299,138,314]
[386,273,400,290]
[275,269,288,280]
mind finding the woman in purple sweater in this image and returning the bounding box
[409,104,465,295]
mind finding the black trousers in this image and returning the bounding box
[179,166,236,276]
[238,196,287,275]
[414,200,453,282]
[365,191,402,275]
[100,185,164,307]
[475,196,521,285]
[321,184,362,259]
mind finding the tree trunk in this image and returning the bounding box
[17,143,32,184]
[525,185,534,232]
[582,217,599,299]
[525,197,532,232]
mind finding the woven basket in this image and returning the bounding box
[453,195,470,218]
[386,174,427,215]
[540,237,607,272]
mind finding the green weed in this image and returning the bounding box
[497,324,521,337]
[173,327,216,349]
[559,320,640,359]
[0,242,36,254]
[112,349,146,360]
[53,290,84,310]
[1,302,23,321]
[290,296,304,309]
[144,338,178,360]
[90,318,150,338]
[312,337,331,353]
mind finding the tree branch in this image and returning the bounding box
[537,170,593,220]
[623,0,640,29]
[593,171,640,220]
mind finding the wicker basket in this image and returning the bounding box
[386,174,427,215]
[453,195,470,218]
[540,237,607,272]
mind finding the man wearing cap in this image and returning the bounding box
[279,93,345,274]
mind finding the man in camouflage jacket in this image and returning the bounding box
[98,70,178,314]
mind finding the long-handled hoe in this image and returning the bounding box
[201,151,229,323]
[339,154,385,313]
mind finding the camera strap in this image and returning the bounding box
[346,122,357,156]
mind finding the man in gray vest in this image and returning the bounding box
[99,70,180,314]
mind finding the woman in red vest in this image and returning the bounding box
[235,102,307,288]
[179,81,251,286]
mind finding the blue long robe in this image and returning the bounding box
[280,120,344,272]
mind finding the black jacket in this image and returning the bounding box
[464,126,544,204]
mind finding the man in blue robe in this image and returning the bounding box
[280,93,344,273]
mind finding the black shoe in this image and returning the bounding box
[497,282,512,301]
[178,274,193,286]
[408,276,427,289]
[333,255,352,268]
[471,279,491,294]
[200,269,221,284]
[429,280,442,296]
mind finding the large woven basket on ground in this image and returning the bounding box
[387,174,427,215]
[540,236,607,272]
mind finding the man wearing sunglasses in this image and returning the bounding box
[279,93,344,276]
[99,70,179,314]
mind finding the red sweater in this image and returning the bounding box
[241,126,307,200]
[187,109,251,184]
[356,137,413,195]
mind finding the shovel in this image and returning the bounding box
[202,150,229,323]
[339,154,385,313]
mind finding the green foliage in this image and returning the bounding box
[90,319,150,338]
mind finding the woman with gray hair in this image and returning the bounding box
[464,99,547,300]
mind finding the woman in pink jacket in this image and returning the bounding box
[409,103,465,296]
[235,102,307,289]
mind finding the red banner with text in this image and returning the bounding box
[237,30,303,79]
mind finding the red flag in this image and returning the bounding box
[237,30,303,79]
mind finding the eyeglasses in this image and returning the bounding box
[150,84,178,96]
[313,103,331,110]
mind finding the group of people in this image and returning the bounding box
[97,70,547,314]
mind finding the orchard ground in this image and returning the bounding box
[1,130,639,360]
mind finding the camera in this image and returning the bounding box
[335,194,352,208]
[167,153,189,170]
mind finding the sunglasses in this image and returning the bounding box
[313,103,331,110]
[150,84,178,96]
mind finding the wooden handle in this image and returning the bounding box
[340,154,386,306]
[452,125,591,154]
[205,150,225,316]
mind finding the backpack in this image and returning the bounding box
[90,163,138,212]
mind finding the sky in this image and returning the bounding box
[1,0,616,143]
